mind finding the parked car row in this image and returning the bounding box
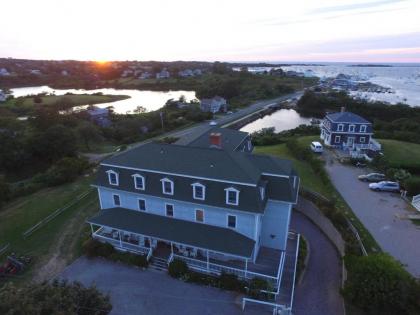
[358,173,400,192]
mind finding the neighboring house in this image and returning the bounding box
[156,69,170,79]
[0,90,7,102]
[88,128,300,295]
[178,69,194,77]
[320,108,381,153]
[0,68,10,76]
[121,69,133,78]
[61,70,69,76]
[193,69,202,76]
[139,72,152,80]
[200,96,227,113]
[87,107,111,127]
[29,69,42,75]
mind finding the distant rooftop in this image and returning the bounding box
[182,127,249,151]
[326,111,371,124]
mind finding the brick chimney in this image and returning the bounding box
[210,132,222,148]
[341,106,346,112]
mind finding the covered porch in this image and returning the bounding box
[88,208,284,289]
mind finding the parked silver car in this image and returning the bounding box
[358,173,386,182]
[369,181,400,192]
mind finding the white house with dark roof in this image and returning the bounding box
[88,128,300,305]
[0,90,7,102]
[200,96,227,113]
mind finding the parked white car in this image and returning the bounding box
[369,181,400,192]
[310,141,323,153]
[209,121,218,126]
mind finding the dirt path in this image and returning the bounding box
[32,198,98,283]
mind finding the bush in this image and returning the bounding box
[0,280,112,315]
[404,177,420,195]
[248,277,270,299]
[0,176,11,208]
[344,254,420,315]
[218,272,246,291]
[110,251,148,268]
[168,259,189,278]
[83,239,115,258]
[186,271,218,286]
[42,157,90,186]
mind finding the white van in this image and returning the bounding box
[310,141,323,153]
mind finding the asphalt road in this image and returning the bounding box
[291,211,345,315]
[325,156,420,277]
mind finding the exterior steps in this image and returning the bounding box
[149,256,168,271]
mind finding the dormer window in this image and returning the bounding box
[349,124,355,132]
[192,183,205,200]
[337,124,344,131]
[225,187,239,206]
[360,125,367,133]
[161,178,174,195]
[132,174,145,190]
[106,170,119,186]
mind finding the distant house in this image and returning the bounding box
[200,96,227,113]
[0,68,10,76]
[178,69,194,77]
[156,68,170,79]
[0,90,6,102]
[193,69,202,76]
[320,108,381,153]
[121,69,133,78]
[285,70,304,77]
[139,72,152,80]
[87,107,111,127]
[30,69,42,75]
[61,70,69,76]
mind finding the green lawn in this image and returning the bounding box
[379,139,420,169]
[0,175,98,284]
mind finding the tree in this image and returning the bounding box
[0,280,112,315]
[344,254,420,315]
[0,175,11,207]
[76,122,102,150]
[30,124,78,162]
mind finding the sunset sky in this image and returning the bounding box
[1,0,419,62]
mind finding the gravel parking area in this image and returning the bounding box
[325,158,420,277]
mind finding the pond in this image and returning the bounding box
[10,86,197,114]
[240,108,312,133]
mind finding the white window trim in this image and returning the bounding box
[106,170,119,186]
[259,187,265,200]
[195,209,205,223]
[112,193,121,206]
[337,124,344,131]
[349,124,355,132]
[137,198,146,211]
[227,214,237,229]
[165,203,174,217]
[225,187,240,206]
[360,125,367,133]
[161,178,174,195]
[191,182,205,200]
[132,174,145,190]
[360,137,366,143]
[335,135,341,143]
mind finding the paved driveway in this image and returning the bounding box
[325,158,420,277]
[291,211,345,315]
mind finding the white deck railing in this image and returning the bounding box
[412,194,420,212]
[93,230,151,259]
[172,254,279,287]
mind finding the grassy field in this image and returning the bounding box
[379,139,420,169]
[4,93,129,111]
[0,174,98,284]
[255,135,380,254]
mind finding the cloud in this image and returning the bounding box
[309,0,407,14]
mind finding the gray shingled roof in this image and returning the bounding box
[88,208,255,257]
[103,142,270,185]
[184,127,249,151]
[326,112,371,124]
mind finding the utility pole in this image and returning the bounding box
[160,111,164,131]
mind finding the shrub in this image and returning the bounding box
[83,239,115,258]
[186,271,217,286]
[110,251,148,268]
[168,259,189,278]
[43,157,90,186]
[0,176,11,208]
[404,177,420,196]
[248,277,270,299]
[344,254,420,315]
[0,280,112,315]
[218,272,246,292]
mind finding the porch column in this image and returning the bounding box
[90,224,94,235]
[118,230,122,248]
[245,258,248,278]
[206,250,210,272]
[171,242,174,254]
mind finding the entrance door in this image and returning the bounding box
[347,137,355,148]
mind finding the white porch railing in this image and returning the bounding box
[172,254,279,288]
[242,298,291,315]
[412,194,420,212]
[92,230,152,260]
[370,138,381,151]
